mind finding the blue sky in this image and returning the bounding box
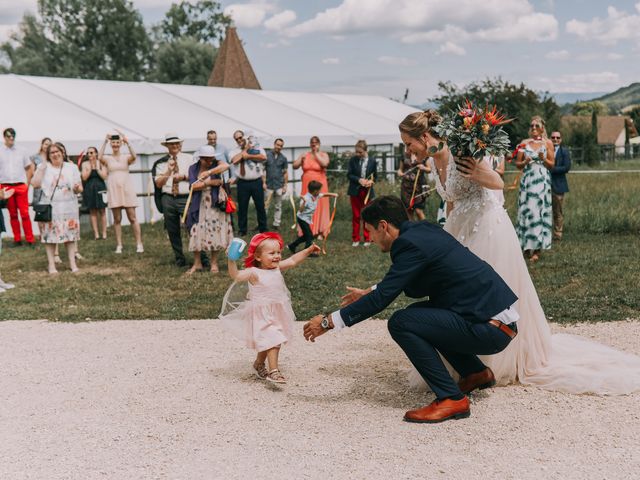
[2,1,639,103]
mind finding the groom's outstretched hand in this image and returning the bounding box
[340,286,369,307]
[303,315,328,343]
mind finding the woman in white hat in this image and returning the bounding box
[99,131,143,254]
[184,145,232,274]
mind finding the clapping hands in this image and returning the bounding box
[0,187,15,200]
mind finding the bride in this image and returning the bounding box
[398,110,640,395]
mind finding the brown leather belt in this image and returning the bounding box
[488,319,517,339]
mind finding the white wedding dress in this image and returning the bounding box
[407,156,640,395]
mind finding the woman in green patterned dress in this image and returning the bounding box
[515,116,555,263]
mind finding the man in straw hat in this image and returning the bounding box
[152,133,205,268]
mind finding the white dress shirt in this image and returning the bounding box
[155,152,194,195]
[0,144,32,183]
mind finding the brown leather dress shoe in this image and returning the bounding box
[404,397,470,423]
[458,367,496,394]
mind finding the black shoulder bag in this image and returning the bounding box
[33,167,63,223]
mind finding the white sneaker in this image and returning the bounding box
[115,245,123,254]
[136,244,144,253]
[0,280,15,289]
[352,242,359,247]
[75,252,85,260]
[363,242,371,247]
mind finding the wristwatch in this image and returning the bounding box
[320,314,333,330]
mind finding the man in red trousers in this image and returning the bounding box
[0,127,35,246]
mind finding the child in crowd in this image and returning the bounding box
[220,232,320,384]
[0,187,16,293]
[287,180,337,254]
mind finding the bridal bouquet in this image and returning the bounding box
[433,99,513,160]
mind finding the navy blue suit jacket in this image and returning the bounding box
[551,145,571,194]
[347,156,377,197]
[339,221,518,326]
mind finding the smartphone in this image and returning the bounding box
[110,135,120,140]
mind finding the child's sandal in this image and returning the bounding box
[266,369,286,384]
[253,362,268,380]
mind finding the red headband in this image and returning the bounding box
[244,232,284,268]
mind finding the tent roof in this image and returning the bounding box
[1,74,418,155]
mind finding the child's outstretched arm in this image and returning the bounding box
[320,192,339,198]
[227,258,258,283]
[279,244,321,271]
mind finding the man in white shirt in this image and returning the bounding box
[0,128,35,246]
[152,133,200,268]
[229,130,267,236]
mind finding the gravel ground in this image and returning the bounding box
[1,319,639,480]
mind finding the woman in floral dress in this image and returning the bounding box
[515,116,555,262]
[31,143,83,274]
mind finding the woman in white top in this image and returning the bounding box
[31,143,83,274]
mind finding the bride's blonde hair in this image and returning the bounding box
[399,110,443,139]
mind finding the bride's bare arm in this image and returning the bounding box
[456,157,504,190]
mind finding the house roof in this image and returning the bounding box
[561,115,638,145]
[207,27,261,89]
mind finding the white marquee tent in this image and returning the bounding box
[1,74,418,227]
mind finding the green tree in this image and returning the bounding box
[154,0,231,45]
[151,37,215,85]
[572,101,609,116]
[1,0,152,80]
[150,1,231,85]
[430,78,560,147]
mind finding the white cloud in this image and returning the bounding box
[377,56,417,66]
[437,42,466,56]
[284,0,558,50]
[576,52,625,62]
[545,49,570,60]
[224,1,277,29]
[322,57,340,65]
[264,10,296,31]
[566,4,640,45]
[537,71,621,92]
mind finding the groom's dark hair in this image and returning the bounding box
[361,196,409,229]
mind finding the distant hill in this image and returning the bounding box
[551,92,607,106]
[591,83,640,112]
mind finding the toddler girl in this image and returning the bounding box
[220,232,320,384]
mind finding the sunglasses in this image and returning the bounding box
[234,135,244,141]
[551,136,561,139]
[530,124,541,128]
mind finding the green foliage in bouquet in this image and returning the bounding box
[433,99,513,159]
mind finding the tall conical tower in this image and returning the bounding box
[208,26,261,89]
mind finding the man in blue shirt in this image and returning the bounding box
[263,138,288,230]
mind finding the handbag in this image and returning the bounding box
[34,167,63,222]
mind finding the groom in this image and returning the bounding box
[303,196,519,423]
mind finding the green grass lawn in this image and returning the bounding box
[1,171,639,322]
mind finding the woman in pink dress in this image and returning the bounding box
[98,132,143,254]
[292,136,330,238]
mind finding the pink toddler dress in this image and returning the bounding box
[219,267,296,352]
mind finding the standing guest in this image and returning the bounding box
[31,143,83,274]
[0,187,16,292]
[185,145,232,274]
[347,140,377,246]
[515,116,554,263]
[0,128,35,246]
[263,138,288,231]
[229,130,268,236]
[292,136,331,239]
[550,131,571,241]
[287,180,337,254]
[153,133,201,268]
[81,146,108,240]
[397,152,430,221]
[206,130,229,163]
[31,137,52,210]
[99,132,143,254]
